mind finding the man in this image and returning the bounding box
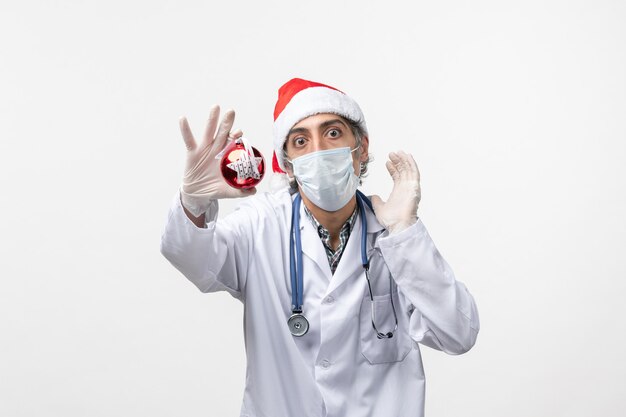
[160,78,480,417]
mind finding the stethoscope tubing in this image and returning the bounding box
[290,194,304,312]
[289,190,397,338]
[290,190,371,311]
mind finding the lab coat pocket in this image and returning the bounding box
[359,292,412,365]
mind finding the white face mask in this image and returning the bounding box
[289,147,360,211]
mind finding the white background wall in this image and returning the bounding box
[1,1,624,416]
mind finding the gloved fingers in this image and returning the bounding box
[213,109,236,154]
[201,105,221,148]
[388,151,401,162]
[407,152,421,181]
[228,129,243,147]
[230,128,243,139]
[389,151,419,181]
[390,151,409,176]
[385,159,399,180]
[398,151,419,181]
[179,117,197,151]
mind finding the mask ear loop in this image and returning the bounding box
[351,144,366,178]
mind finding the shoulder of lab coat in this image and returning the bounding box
[375,217,481,355]
[159,187,292,302]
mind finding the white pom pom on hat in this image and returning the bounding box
[271,78,368,175]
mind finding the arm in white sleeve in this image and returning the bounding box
[159,189,256,301]
[378,219,480,355]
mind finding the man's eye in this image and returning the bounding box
[328,129,341,138]
[294,137,306,146]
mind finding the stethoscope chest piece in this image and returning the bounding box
[288,312,309,337]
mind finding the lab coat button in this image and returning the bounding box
[324,296,335,304]
[320,359,331,369]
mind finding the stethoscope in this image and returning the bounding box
[288,190,398,339]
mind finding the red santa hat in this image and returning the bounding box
[271,78,368,174]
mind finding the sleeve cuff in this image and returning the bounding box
[377,218,426,249]
[173,189,219,232]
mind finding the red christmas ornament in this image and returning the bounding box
[219,137,265,189]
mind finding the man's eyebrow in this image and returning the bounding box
[287,118,349,138]
[287,127,309,138]
[319,118,349,130]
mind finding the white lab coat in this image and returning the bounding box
[160,187,480,417]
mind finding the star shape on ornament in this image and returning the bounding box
[227,156,264,180]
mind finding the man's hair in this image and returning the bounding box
[281,115,373,193]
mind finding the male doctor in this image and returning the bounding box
[160,78,480,417]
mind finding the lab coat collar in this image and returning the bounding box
[299,202,333,280]
[292,192,385,234]
[325,210,366,295]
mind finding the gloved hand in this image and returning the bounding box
[179,105,256,217]
[370,151,421,234]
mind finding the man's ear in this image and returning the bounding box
[283,157,294,178]
[359,136,370,162]
[282,144,294,177]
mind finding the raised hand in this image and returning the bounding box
[370,151,421,234]
[179,105,256,217]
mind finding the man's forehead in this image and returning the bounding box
[291,113,349,131]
